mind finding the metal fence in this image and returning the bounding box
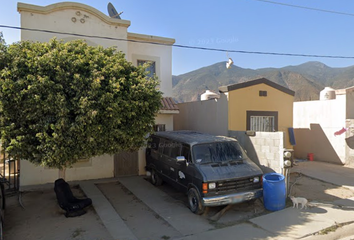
[250,116,275,132]
[0,149,20,192]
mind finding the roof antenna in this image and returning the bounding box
[226,52,233,69]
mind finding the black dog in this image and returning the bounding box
[54,178,92,217]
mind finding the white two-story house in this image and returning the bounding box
[17,2,178,187]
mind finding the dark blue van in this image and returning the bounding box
[145,131,263,215]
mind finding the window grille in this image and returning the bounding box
[250,116,275,132]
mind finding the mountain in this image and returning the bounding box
[172,61,354,103]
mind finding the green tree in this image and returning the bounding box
[0,38,162,171]
[0,32,6,70]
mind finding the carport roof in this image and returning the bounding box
[218,78,295,96]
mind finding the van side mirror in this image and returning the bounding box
[176,156,186,162]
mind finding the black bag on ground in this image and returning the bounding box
[54,178,92,217]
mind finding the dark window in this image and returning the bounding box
[162,140,172,156]
[137,60,156,79]
[259,90,267,97]
[154,124,165,132]
[181,145,191,162]
[246,111,278,132]
[150,136,160,150]
[170,142,182,158]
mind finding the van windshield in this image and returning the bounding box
[192,141,246,164]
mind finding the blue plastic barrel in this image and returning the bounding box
[262,173,286,211]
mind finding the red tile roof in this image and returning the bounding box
[160,97,179,111]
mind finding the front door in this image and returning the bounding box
[114,151,138,177]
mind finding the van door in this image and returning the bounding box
[161,140,184,187]
[174,144,193,192]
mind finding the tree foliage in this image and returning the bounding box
[0,38,162,169]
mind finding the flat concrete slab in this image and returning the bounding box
[173,223,283,240]
[80,181,138,240]
[118,176,214,236]
[250,204,354,239]
[292,162,354,190]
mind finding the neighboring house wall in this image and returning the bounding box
[293,96,346,164]
[173,94,228,136]
[17,2,175,186]
[229,131,284,174]
[228,83,294,149]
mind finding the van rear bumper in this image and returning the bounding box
[202,188,263,207]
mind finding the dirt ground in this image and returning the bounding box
[3,173,354,240]
[3,185,112,240]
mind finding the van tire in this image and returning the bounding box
[151,169,163,186]
[188,188,205,215]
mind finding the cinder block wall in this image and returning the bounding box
[229,131,284,174]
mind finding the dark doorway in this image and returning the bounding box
[114,151,139,177]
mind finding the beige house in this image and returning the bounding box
[293,86,354,165]
[219,78,295,149]
[17,2,178,187]
[174,78,295,173]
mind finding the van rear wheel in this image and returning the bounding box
[188,188,205,215]
[151,169,163,186]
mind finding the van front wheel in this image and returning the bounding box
[188,188,205,215]
[151,169,163,186]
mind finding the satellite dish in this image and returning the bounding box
[107,2,123,19]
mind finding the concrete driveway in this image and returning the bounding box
[79,161,354,240]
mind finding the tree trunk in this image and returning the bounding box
[58,167,66,179]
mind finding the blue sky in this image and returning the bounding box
[1,0,354,75]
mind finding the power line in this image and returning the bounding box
[253,0,354,17]
[1,24,354,59]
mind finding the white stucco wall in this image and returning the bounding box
[293,95,347,164]
[128,41,173,97]
[20,154,114,187]
[19,3,129,53]
[19,3,174,98]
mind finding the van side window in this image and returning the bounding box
[170,142,182,159]
[181,145,191,162]
[150,136,160,150]
[162,140,172,156]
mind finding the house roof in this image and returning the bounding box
[160,97,179,111]
[218,78,295,96]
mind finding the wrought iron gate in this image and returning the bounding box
[0,149,20,192]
